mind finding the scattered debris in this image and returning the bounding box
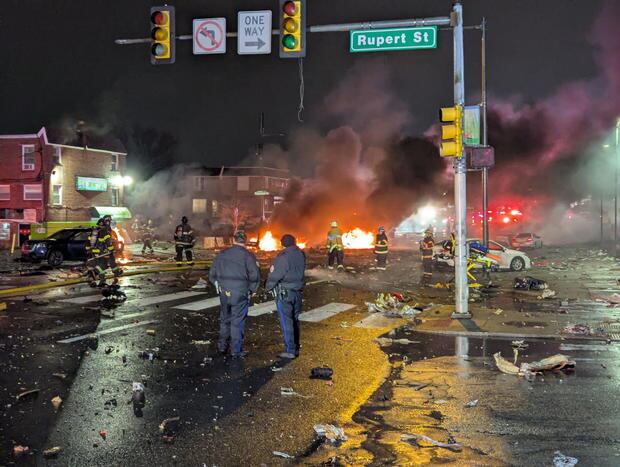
[51,395,63,410]
[43,446,62,459]
[562,324,593,336]
[375,337,420,347]
[494,352,576,378]
[313,424,347,444]
[146,329,156,336]
[0,302,7,312]
[16,388,40,402]
[159,416,180,443]
[331,336,353,342]
[553,450,579,467]
[191,339,211,345]
[493,308,503,315]
[139,349,159,361]
[511,340,529,350]
[401,433,462,452]
[464,399,478,408]
[273,451,294,459]
[538,289,557,299]
[132,382,146,416]
[52,373,68,380]
[99,430,108,440]
[365,293,420,316]
[13,445,30,457]
[271,367,283,372]
[191,278,208,290]
[513,276,548,291]
[280,387,311,398]
[310,367,333,380]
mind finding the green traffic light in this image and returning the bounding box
[282,34,297,50]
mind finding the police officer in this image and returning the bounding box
[420,227,435,284]
[208,231,260,358]
[174,216,195,262]
[326,221,344,270]
[266,234,306,359]
[374,226,389,270]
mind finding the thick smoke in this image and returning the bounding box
[271,63,447,242]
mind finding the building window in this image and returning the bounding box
[22,145,36,171]
[211,200,219,215]
[237,176,249,191]
[23,184,43,200]
[111,188,119,207]
[52,146,62,165]
[0,185,9,201]
[111,154,119,171]
[52,185,62,205]
[194,176,207,191]
[192,198,207,213]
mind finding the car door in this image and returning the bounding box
[488,241,508,268]
[67,230,90,260]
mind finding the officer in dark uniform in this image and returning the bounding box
[174,216,195,262]
[374,226,389,270]
[420,227,435,284]
[266,234,306,359]
[208,231,261,358]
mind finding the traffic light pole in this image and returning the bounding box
[451,2,470,319]
[481,18,490,248]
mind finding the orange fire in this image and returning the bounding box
[258,231,306,250]
[112,227,125,245]
[342,228,374,249]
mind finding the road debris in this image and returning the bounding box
[313,424,347,444]
[146,329,156,336]
[16,388,39,402]
[538,289,557,299]
[513,276,548,291]
[280,387,311,398]
[0,302,6,312]
[13,445,30,457]
[99,430,108,440]
[191,278,208,290]
[493,308,503,315]
[511,340,529,350]
[132,382,146,416]
[43,446,62,459]
[273,451,294,459]
[464,399,478,408]
[365,293,420,316]
[494,352,576,378]
[191,339,211,345]
[375,337,420,346]
[139,349,159,361]
[310,367,333,380]
[51,395,63,410]
[553,450,578,467]
[401,433,462,452]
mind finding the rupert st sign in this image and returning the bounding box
[349,26,437,53]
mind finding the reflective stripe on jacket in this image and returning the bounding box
[326,227,343,251]
[374,233,389,254]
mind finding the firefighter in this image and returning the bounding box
[420,227,435,284]
[326,221,344,270]
[142,219,155,255]
[174,216,195,262]
[208,231,261,358]
[93,215,123,287]
[448,232,456,257]
[266,234,306,359]
[86,218,104,287]
[374,226,389,270]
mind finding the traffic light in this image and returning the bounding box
[279,0,306,58]
[150,6,175,65]
[439,105,463,157]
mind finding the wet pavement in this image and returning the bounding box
[1,244,620,465]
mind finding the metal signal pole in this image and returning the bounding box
[451,2,471,318]
[481,18,489,247]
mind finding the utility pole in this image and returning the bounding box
[451,1,471,319]
[481,18,489,247]
[615,118,619,257]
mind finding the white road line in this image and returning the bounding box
[57,320,159,344]
[173,296,221,311]
[248,300,276,317]
[299,303,356,322]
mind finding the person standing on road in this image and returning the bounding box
[142,219,155,255]
[374,226,389,270]
[420,227,435,284]
[93,215,123,287]
[86,218,104,286]
[174,216,195,262]
[266,234,306,359]
[209,231,261,358]
[326,221,344,271]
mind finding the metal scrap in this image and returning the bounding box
[494,351,576,378]
[314,424,347,444]
[553,450,578,467]
[401,433,462,452]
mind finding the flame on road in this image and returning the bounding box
[259,231,278,251]
[342,228,374,249]
[112,227,125,244]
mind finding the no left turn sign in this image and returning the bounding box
[193,18,226,55]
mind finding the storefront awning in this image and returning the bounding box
[91,206,132,220]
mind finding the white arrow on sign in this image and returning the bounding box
[237,10,272,55]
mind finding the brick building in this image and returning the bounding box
[186,166,290,235]
[0,126,129,247]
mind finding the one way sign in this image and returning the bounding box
[237,10,272,55]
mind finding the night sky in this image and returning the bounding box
[0,0,606,177]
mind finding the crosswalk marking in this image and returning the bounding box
[248,300,276,317]
[299,303,356,322]
[134,291,207,306]
[173,296,221,311]
[57,320,159,344]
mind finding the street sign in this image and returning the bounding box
[350,26,437,53]
[464,105,481,146]
[193,18,226,55]
[237,10,272,55]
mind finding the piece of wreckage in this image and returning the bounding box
[494,351,575,378]
[365,292,422,316]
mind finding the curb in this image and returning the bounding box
[415,328,615,342]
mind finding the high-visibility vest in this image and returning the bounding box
[374,233,388,254]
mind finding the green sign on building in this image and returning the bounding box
[350,26,437,53]
[76,176,108,192]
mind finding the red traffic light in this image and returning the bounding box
[282,1,296,16]
[151,11,166,25]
